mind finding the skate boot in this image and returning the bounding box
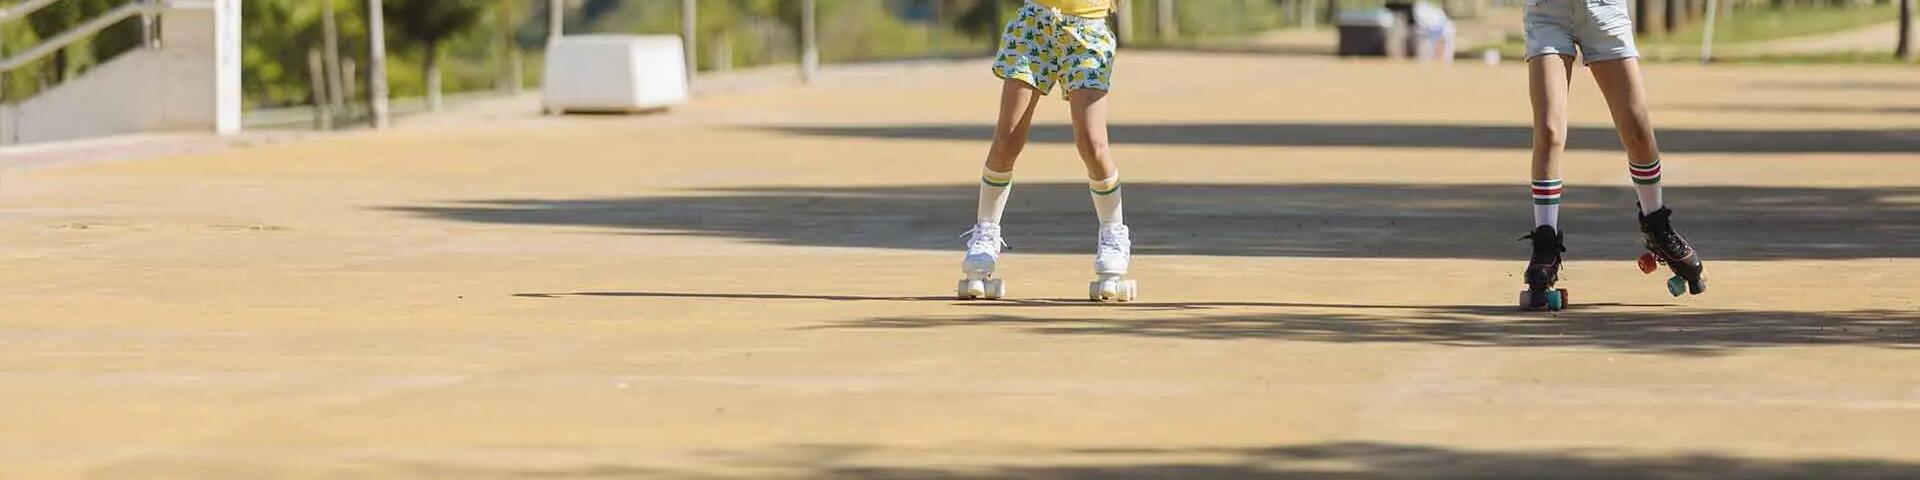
[1088,223,1137,302]
[957,221,1008,299]
[1518,225,1569,311]
[1637,206,1706,297]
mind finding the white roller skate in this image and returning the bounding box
[1088,223,1137,302]
[956,221,1008,300]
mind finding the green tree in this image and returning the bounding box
[383,0,486,110]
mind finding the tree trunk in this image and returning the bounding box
[549,0,564,43]
[320,0,347,112]
[1158,0,1178,40]
[1635,0,1649,34]
[367,0,391,129]
[425,40,443,111]
[682,0,697,78]
[497,0,517,93]
[800,0,817,84]
[1901,0,1916,61]
[308,49,332,130]
[1664,0,1679,34]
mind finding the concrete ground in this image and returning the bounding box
[2,52,1918,479]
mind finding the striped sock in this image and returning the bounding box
[1629,158,1664,215]
[1089,173,1123,225]
[977,167,1014,223]
[1532,178,1563,229]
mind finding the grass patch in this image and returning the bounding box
[1644,4,1902,46]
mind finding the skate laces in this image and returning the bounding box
[1519,227,1564,264]
[1097,224,1131,256]
[961,222,1008,254]
[1641,208,1691,257]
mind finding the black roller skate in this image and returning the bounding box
[1636,206,1706,297]
[1518,225,1569,311]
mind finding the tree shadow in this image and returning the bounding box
[385,183,1920,260]
[762,123,1920,153]
[802,442,1920,480]
[350,442,1920,479]
[1749,79,1920,92]
[513,291,956,302]
[809,305,1920,357]
[778,442,1920,480]
[1670,103,1920,116]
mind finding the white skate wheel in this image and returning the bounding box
[983,279,1006,299]
[1088,280,1105,301]
[958,279,984,300]
[1117,280,1137,302]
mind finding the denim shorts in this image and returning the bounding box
[1524,0,1639,64]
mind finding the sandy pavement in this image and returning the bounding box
[1,52,1917,478]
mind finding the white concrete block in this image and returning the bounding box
[543,35,689,113]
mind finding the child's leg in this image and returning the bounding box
[1589,58,1664,214]
[1068,89,1121,225]
[977,79,1042,223]
[1528,54,1575,229]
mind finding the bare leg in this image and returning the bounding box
[1528,54,1575,181]
[1589,58,1661,164]
[985,79,1044,172]
[1067,89,1116,181]
[1591,58,1667,214]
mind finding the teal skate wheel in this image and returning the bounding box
[1544,289,1564,311]
[1666,276,1687,297]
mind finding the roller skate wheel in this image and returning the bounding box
[1089,277,1130,302]
[958,279,985,300]
[1688,277,1706,295]
[1666,275,1687,297]
[1546,289,1566,311]
[1115,279,1138,302]
[1518,290,1536,310]
[982,279,1006,299]
[1637,252,1659,274]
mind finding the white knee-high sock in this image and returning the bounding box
[977,167,1014,223]
[1089,173,1123,225]
[1532,178,1562,229]
[1629,158,1665,214]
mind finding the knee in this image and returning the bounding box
[1076,135,1111,160]
[1533,126,1568,152]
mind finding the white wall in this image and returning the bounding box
[2,0,241,146]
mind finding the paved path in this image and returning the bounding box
[2,52,1918,479]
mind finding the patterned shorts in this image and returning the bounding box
[991,2,1116,96]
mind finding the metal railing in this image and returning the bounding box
[0,0,171,92]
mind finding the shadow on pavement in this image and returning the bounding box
[809,305,1920,357]
[514,291,955,302]
[1670,103,1920,116]
[359,442,1920,479]
[512,291,1918,357]
[762,123,1920,153]
[388,183,1920,260]
[791,442,1920,480]
[1749,79,1920,92]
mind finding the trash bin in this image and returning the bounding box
[1336,9,1394,57]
